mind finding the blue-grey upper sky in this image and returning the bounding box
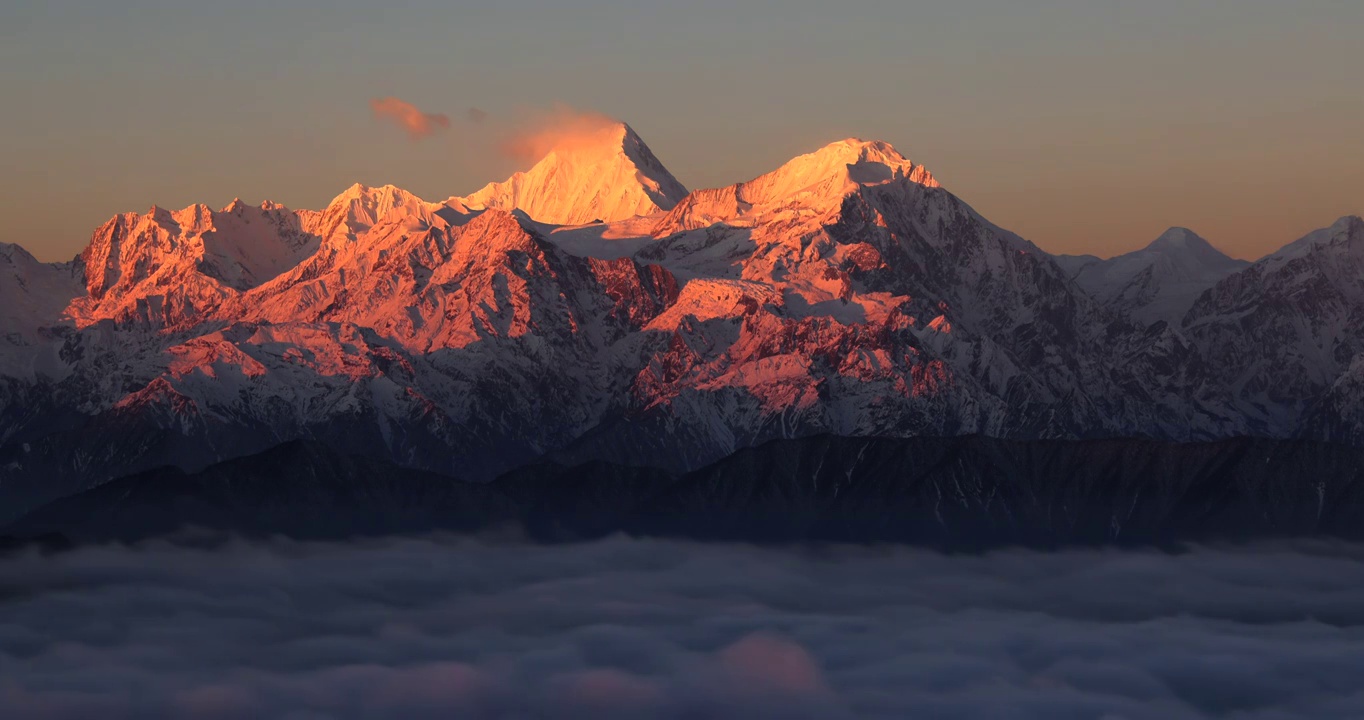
[3,0,1360,261]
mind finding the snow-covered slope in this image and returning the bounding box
[0,243,82,380]
[0,124,1358,521]
[596,138,1230,467]
[1062,228,1249,326]
[0,243,81,340]
[457,122,687,226]
[652,137,938,236]
[1183,216,1364,434]
[69,200,319,330]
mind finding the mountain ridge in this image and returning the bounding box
[1,124,1362,520]
[11,434,1364,547]
[1060,227,1250,326]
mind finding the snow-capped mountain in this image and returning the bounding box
[0,122,1358,522]
[0,243,81,342]
[69,200,319,331]
[1057,228,1249,326]
[1183,216,1364,435]
[456,122,688,226]
[0,243,82,380]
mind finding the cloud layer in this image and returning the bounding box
[369,97,452,140]
[2,538,1364,718]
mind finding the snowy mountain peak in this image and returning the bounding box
[755,138,939,200]
[68,197,321,328]
[1069,226,1249,326]
[1182,215,1364,436]
[456,121,688,226]
[328,183,423,210]
[1262,215,1364,263]
[652,137,938,235]
[303,184,431,244]
[1142,227,1243,266]
[0,240,33,263]
[1329,215,1364,241]
[0,239,83,355]
[1148,227,1207,251]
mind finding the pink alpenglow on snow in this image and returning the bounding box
[459,115,689,226]
[5,119,1363,495]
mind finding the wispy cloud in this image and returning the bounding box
[369,97,452,140]
[365,99,622,165]
[499,104,622,163]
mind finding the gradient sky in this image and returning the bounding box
[3,0,1360,262]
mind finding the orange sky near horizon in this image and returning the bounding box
[2,0,1359,263]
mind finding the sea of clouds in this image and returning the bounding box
[2,536,1364,719]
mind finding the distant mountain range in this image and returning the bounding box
[1,121,1361,531]
[1055,227,1251,325]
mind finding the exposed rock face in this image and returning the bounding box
[1183,216,1364,435]
[0,124,1361,522]
[70,201,319,330]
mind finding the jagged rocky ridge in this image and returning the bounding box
[0,121,1361,523]
[9,435,1364,546]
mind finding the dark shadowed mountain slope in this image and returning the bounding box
[9,435,1364,548]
